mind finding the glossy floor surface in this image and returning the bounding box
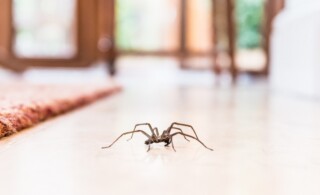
[1,57,320,195]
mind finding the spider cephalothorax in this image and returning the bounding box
[102,122,213,152]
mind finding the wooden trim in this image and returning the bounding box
[97,0,115,58]
[238,70,269,76]
[0,0,14,68]
[263,0,273,76]
[212,0,220,74]
[107,0,116,59]
[180,0,187,55]
[179,0,188,68]
[226,0,237,82]
[96,0,116,74]
[7,0,13,59]
[263,0,285,76]
[117,50,214,57]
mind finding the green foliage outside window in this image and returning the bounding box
[236,0,264,49]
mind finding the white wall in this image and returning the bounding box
[270,0,320,97]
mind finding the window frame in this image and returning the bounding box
[0,0,99,70]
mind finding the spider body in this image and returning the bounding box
[144,131,170,145]
[102,122,213,152]
[144,138,167,145]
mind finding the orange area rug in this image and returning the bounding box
[0,83,121,138]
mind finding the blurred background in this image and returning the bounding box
[4,2,320,194]
[1,0,318,97]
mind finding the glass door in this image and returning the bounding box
[116,0,180,53]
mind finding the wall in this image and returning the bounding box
[270,0,320,97]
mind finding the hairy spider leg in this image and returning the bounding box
[170,132,213,151]
[164,138,172,147]
[169,127,190,142]
[153,127,160,137]
[147,144,151,152]
[171,138,176,152]
[102,130,151,149]
[127,123,159,141]
[168,122,200,140]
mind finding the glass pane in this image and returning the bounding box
[186,0,213,53]
[235,0,266,71]
[116,0,180,51]
[13,0,77,59]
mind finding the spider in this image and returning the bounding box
[102,122,213,152]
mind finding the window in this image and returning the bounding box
[13,0,77,59]
[0,0,106,70]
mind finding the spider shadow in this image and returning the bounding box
[138,143,207,165]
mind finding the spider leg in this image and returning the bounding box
[147,144,151,152]
[170,132,213,151]
[171,138,176,152]
[164,138,172,147]
[102,130,151,149]
[168,122,199,140]
[153,127,160,137]
[170,127,190,142]
[127,123,157,141]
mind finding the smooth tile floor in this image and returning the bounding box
[1,58,320,195]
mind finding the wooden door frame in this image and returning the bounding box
[226,0,237,81]
[263,0,285,75]
[97,0,116,75]
[222,0,285,81]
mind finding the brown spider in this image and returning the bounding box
[102,122,213,152]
